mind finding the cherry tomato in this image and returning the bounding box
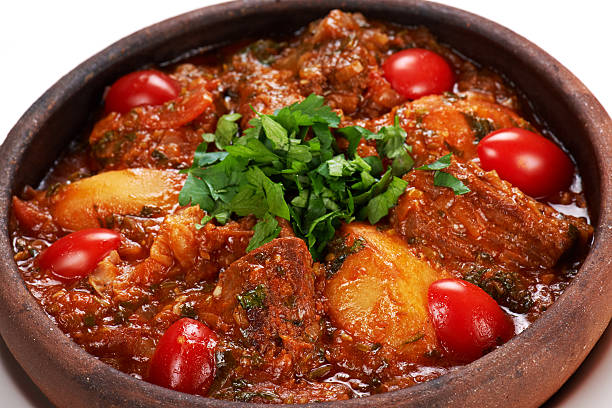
[477,127,574,198]
[382,48,455,100]
[105,69,180,114]
[38,228,121,280]
[149,318,218,394]
[427,279,514,363]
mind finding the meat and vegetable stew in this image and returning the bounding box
[10,10,592,403]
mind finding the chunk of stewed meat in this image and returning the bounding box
[212,238,320,379]
[392,159,592,271]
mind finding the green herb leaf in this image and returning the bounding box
[416,154,470,195]
[361,176,408,223]
[433,171,470,195]
[261,115,289,151]
[203,113,242,150]
[416,153,452,171]
[287,94,340,127]
[375,116,414,176]
[462,112,495,140]
[246,213,281,252]
[237,284,267,310]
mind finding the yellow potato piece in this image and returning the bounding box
[325,223,448,356]
[51,169,185,231]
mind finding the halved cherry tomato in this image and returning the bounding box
[105,69,180,114]
[477,127,574,198]
[38,228,121,280]
[428,279,515,363]
[149,318,218,394]
[382,48,455,100]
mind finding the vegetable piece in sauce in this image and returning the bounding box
[382,48,454,100]
[38,228,121,280]
[105,69,180,114]
[325,223,448,355]
[50,169,185,231]
[477,127,574,198]
[427,278,514,363]
[149,318,218,394]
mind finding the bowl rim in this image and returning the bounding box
[0,0,610,407]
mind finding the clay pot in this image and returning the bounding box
[0,1,610,407]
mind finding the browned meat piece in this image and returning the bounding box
[392,159,592,272]
[347,93,529,165]
[211,238,321,381]
[110,207,254,300]
[275,10,400,117]
[223,50,303,127]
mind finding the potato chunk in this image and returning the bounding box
[51,169,185,231]
[325,223,448,355]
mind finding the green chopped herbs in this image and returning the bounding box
[83,314,96,328]
[246,213,281,252]
[462,112,495,140]
[433,171,470,195]
[179,94,413,258]
[202,113,242,150]
[403,332,425,344]
[416,153,470,195]
[234,391,279,402]
[308,364,332,379]
[237,285,267,310]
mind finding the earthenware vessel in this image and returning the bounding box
[0,1,610,407]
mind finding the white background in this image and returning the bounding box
[0,1,609,407]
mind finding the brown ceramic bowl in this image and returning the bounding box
[0,1,610,407]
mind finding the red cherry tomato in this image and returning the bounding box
[382,48,455,99]
[428,279,515,363]
[149,318,218,394]
[38,228,121,280]
[105,69,180,114]
[477,127,574,198]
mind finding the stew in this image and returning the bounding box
[10,10,592,403]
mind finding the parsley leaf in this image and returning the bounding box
[202,113,242,150]
[374,116,414,176]
[361,176,409,223]
[261,115,289,151]
[416,153,452,171]
[417,154,470,195]
[247,213,281,252]
[285,94,340,127]
[434,171,470,195]
[237,284,267,310]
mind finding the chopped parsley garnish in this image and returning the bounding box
[416,153,470,195]
[179,94,412,258]
[237,285,267,310]
[462,112,495,140]
[202,113,242,150]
